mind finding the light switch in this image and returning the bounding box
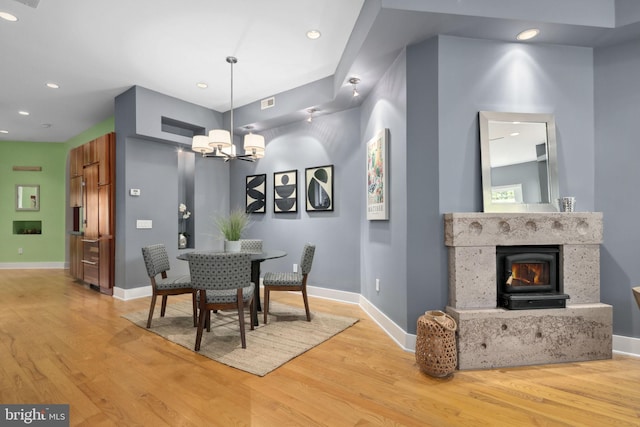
[136,220,152,229]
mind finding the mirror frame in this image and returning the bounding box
[16,184,40,211]
[479,111,559,212]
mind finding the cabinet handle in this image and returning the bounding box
[81,239,99,243]
[81,260,98,265]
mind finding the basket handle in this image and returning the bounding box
[428,311,457,332]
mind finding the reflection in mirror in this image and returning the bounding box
[16,184,40,211]
[479,111,559,212]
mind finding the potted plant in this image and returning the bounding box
[215,208,250,252]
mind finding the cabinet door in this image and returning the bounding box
[84,164,99,239]
[98,184,111,237]
[69,234,83,280]
[70,176,83,207]
[83,138,98,166]
[97,133,113,185]
[99,238,113,295]
[70,146,83,177]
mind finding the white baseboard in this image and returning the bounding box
[0,262,65,269]
[113,285,152,301]
[613,334,640,358]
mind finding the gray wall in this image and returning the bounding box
[115,86,229,289]
[594,39,640,337]
[229,108,362,293]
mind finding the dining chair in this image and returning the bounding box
[262,243,315,324]
[141,244,196,328]
[188,252,255,350]
[240,239,263,253]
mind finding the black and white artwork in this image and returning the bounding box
[274,170,297,213]
[246,174,266,213]
[305,165,333,212]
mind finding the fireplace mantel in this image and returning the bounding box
[444,212,612,370]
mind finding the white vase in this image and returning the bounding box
[178,233,187,249]
[224,240,241,252]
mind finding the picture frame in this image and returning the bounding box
[366,128,389,220]
[16,184,40,211]
[305,165,334,212]
[246,174,266,213]
[274,169,298,213]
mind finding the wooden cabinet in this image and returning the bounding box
[69,132,115,295]
[70,146,83,178]
[69,234,83,280]
[97,133,114,186]
[83,138,98,166]
[70,176,83,207]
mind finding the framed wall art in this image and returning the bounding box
[366,128,389,220]
[246,174,266,213]
[274,169,297,213]
[305,165,333,212]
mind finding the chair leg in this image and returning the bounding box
[302,286,311,321]
[194,292,207,351]
[263,287,270,324]
[146,293,157,328]
[249,298,255,331]
[206,310,211,332]
[237,297,247,349]
[191,291,197,327]
[160,295,168,317]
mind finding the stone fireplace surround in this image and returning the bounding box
[444,212,612,370]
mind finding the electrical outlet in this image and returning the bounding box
[293,264,298,273]
[376,278,380,292]
[18,248,23,255]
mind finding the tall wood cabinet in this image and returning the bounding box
[68,132,115,295]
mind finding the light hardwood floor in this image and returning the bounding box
[1,269,639,426]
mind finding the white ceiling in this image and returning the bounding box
[0,0,364,142]
[3,0,640,143]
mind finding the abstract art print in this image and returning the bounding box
[274,170,297,213]
[305,165,333,212]
[366,129,389,220]
[246,174,266,213]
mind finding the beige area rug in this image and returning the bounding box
[122,300,358,376]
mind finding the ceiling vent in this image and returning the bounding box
[12,0,40,8]
[260,97,275,110]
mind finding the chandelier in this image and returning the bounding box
[192,56,265,162]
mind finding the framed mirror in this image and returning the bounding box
[16,184,40,211]
[479,111,559,212]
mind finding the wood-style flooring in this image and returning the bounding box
[1,269,639,426]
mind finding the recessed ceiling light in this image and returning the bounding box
[0,130,9,134]
[0,11,18,22]
[306,29,321,40]
[196,82,208,89]
[510,132,520,137]
[46,82,60,89]
[18,111,30,116]
[516,28,540,41]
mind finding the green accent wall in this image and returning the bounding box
[0,117,114,264]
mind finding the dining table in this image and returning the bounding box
[177,249,287,326]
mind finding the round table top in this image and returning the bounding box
[177,249,286,262]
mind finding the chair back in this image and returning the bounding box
[240,239,263,253]
[142,244,171,278]
[299,243,316,275]
[188,252,251,291]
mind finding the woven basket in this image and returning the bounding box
[415,310,457,377]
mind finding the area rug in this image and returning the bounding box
[122,300,358,376]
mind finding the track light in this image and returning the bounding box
[348,77,360,97]
[307,108,316,123]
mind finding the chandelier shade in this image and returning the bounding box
[190,56,265,162]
